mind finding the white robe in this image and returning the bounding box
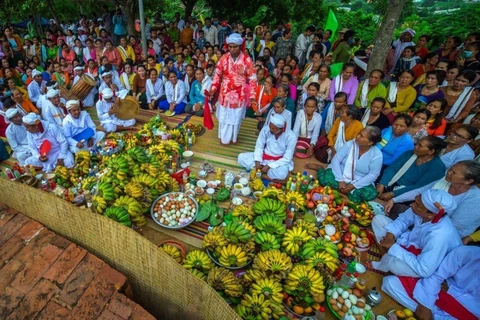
[165,80,187,104]
[42,100,67,127]
[95,99,135,132]
[238,127,298,180]
[73,75,96,107]
[440,144,475,169]
[293,111,322,146]
[98,77,124,93]
[382,246,480,319]
[36,94,49,115]
[372,211,462,278]
[6,123,31,165]
[24,121,74,172]
[62,111,105,153]
[27,80,46,104]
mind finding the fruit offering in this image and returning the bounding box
[388,308,417,320]
[152,192,197,228]
[348,202,374,226]
[327,286,373,319]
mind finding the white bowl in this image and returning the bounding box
[239,177,249,186]
[198,170,208,178]
[180,163,188,169]
[196,180,207,188]
[206,188,215,195]
[241,187,251,196]
[233,183,244,191]
[253,191,262,199]
[207,181,218,188]
[182,150,194,158]
[231,197,243,206]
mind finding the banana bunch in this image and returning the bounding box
[124,181,144,199]
[254,232,281,251]
[130,215,147,227]
[103,207,131,227]
[81,176,97,192]
[116,170,128,181]
[207,266,243,297]
[232,205,255,221]
[224,221,253,243]
[131,174,157,188]
[168,178,180,192]
[219,244,248,267]
[92,195,107,214]
[238,293,272,320]
[279,190,306,209]
[251,278,283,305]
[107,132,120,140]
[238,220,256,236]
[155,171,171,189]
[107,155,130,173]
[260,187,283,199]
[159,244,183,263]
[249,178,264,191]
[190,269,207,281]
[97,182,116,201]
[54,165,70,181]
[254,214,286,237]
[124,133,140,151]
[202,232,228,252]
[183,250,213,273]
[301,238,339,259]
[242,268,268,286]
[75,150,90,167]
[114,196,144,217]
[252,250,293,280]
[284,264,325,297]
[127,147,150,164]
[140,163,160,178]
[253,198,287,220]
[305,251,339,272]
[282,226,312,256]
[238,239,256,260]
[293,219,318,237]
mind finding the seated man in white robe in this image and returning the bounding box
[22,113,74,172]
[62,100,105,154]
[36,81,58,116]
[98,71,125,93]
[73,66,96,108]
[372,189,461,278]
[382,245,480,320]
[95,88,135,132]
[27,69,47,105]
[5,108,31,165]
[238,114,297,181]
[42,89,67,127]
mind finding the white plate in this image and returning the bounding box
[231,197,243,206]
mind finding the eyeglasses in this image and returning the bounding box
[449,131,469,139]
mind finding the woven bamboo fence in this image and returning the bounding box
[0,179,240,320]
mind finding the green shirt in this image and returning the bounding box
[331,42,352,64]
[354,82,387,108]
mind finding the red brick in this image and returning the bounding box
[0,259,24,293]
[130,304,156,320]
[6,279,58,320]
[98,309,125,320]
[43,244,87,285]
[14,229,55,263]
[0,208,17,228]
[35,301,71,320]
[15,220,43,241]
[0,286,24,318]
[0,214,29,246]
[107,291,135,319]
[0,236,24,266]
[10,244,63,294]
[70,275,116,320]
[49,235,72,250]
[56,253,105,308]
[96,264,128,291]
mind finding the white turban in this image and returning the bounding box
[227,33,243,46]
[270,114,286,128]
[66,100,80,110]
[421,189,457,216]
[46,89,60,98]
[101,71,112,78]
[6,108,19,119]
[402,28,416,37]
[101,88,114,99]
[74,66,84,71]
[22,112,41,125]
[32,69,42,78]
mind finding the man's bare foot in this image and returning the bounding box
[304,162,325,170]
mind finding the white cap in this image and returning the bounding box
[46,89,60,98]
[101,71,112,78]
[22,112,41,125]
[270,114,285,128]
[66,100,80,110]
[227,33,243,45]
[74,66,84,71]
[6,108,20,119]
[101,88,114,99]
[32,69,42,78]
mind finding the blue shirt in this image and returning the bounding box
[112,15,127,35]
[378,128,414,166]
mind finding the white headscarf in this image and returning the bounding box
[22,112,41,125]
[421,189,457,222]
[227,33,243,46]
[46,89,60,98]
[32,69,42,78]
[270,114,286,128]
[66,100,80,110]
[6,108,20,119]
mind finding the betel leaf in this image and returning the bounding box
[196,201,213,222]
[215,188,230,201]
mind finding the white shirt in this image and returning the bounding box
[203,25,218,45]
[440,144,475,168]
[6,123,29,154]
[264,108,293,130]
[293,111,322,146]
[27,80,46,104]
[146,79,165,103]
[253,126,298,170]
[165,80,187,104]
[62,111,97,148]
[151,37,162,55]
[42,100,67,127]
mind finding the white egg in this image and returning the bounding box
[358,308,364,315]
[341,291,349,299]
[171,205,176,209]
[364,304,371,311]
[325,224,336,236]
[154,213,158,218]
[347,309,353,315]
[349,295,358,305]
[331,291,339,299]
[176,212,181,217]
[160,218,165,223]
[336,287,344,295]
[181,214,186,218]
[327,289,333,296]
[352,306,359,315]
[336,302,342,309]
[324,235,331,241]
[160,204,164,208]
[344,299,352,308]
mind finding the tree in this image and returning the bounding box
[366,0,408,75]
[181,0,197,19]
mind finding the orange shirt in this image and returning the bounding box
[18,98,39,114]
[253,86,277,113]
[52,72,71,87]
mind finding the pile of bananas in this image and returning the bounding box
[103,207,131,227]
[159,244,183,263]
[207,266,243,298]
[283,264,325,297]
[183,250,213,278]
[293,219,318,237]
[254,214,286,237]
[253,198,286,220]
[278,190,306,209]
[252,250,293,281]
[249,178,264,191]
[282,226,312,256]
[260,187,283,199]
[54,166,71,187]
[231,205,255,221]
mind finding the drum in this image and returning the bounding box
[71,74,96,101]
[58,85,77,100]
[116,96,140,120]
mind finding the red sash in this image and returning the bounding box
[262,153,282,161]
[397,246,477,320]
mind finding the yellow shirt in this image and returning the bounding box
[327,119,363,147]
[386,85,417,113]
[117,45,136,63]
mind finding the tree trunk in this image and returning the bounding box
[366,0,407,75]
[45,0,60,25]
[118,0,136,35]
[182,0,196,19]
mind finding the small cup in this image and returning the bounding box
[239,177,249,186]
[241,187,251,196]
[196,180,207,188]
[206,188,215,195]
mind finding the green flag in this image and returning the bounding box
[325,9,339,42]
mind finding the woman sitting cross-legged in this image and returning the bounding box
[293,97,322,157]
[184,67,212,117]
[158,71,187,115]
[376,136,447,201]
[306,126,383,202]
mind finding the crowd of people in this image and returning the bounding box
[0,7,479,319]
